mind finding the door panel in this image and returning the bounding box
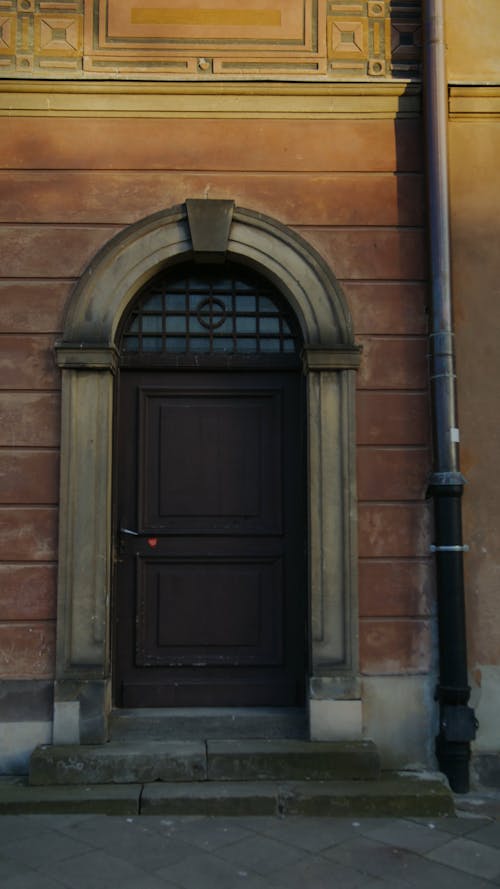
[136,556,283,666]
[141,388,282,533]
[115,370,305,707]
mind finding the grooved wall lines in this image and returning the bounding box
[0,114,431,679]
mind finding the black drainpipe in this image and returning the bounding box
[423,0,477,793]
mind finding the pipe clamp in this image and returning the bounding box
[430,544,469,553]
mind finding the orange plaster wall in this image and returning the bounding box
[450,121,500,672]
[0,115,431,681]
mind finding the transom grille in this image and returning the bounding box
[121,264,300,358]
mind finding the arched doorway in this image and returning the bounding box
[114,261,306,708]
[53,201,361,744]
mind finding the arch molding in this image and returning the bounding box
[54,202,361,743]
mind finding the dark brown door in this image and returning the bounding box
[114,369,305,707]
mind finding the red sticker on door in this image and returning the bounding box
[147,537,158,548]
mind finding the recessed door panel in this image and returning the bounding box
[136,556,283,666]
[140,389,282,533]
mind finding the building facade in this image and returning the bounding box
[0,0,498,789]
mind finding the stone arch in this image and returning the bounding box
[62,203,354,349]
[54,202,362,744]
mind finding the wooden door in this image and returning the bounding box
[114,369,306,707]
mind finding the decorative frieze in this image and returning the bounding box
[390,0,421,78]
[0,1,421,81]
[84,0,326,79]
[327,0,420,79]
[0,0,83,76]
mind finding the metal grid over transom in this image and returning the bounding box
[121,263,300,359]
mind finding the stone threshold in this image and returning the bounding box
[109,706,308,741]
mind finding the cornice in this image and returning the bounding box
[0,80,421,119]
[449,85,500,119]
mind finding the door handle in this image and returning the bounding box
[120,527,139,536]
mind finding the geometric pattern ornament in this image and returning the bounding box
[0,0,84,76]
[327,0,421,79]
[0,0,421,80]
[120,263,300,361]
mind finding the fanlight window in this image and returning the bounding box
[121,264,299,358]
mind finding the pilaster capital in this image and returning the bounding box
[302,345,362,372]
[55,343,119,373]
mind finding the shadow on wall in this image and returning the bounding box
[390,1,422,80]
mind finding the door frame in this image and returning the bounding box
[54,201,361,743]
[115,367,307,708]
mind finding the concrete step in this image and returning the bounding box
[30,741,206,786]
[109,707,308,741]
[0,774,454,817]
[206,740,380,782]
[140,775,454,817]
[29,740,380,786]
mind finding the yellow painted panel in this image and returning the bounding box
[107,0,297,41]
[131,9,282,27]
[446,0,500,82]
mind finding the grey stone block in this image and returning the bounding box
[213,832,306,875]
[281,776,455,818]
[141,781,279,816]
[0,680,53,722]
[29,741,207,785]
[142,774,453,818]
[53,679,111,745]
[427,835,500,881]
[42,847,172,889]
[109,706,307,741]
[472,753,500,789]
[157,849,275,889]
[0,782,141,815]
[0,773,455,818]
[207,739,380,781]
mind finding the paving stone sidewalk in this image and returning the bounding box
[1,797,500,889]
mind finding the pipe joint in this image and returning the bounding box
[427,473,466,499]
[428,471,466,488]
[429,330,455,353]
